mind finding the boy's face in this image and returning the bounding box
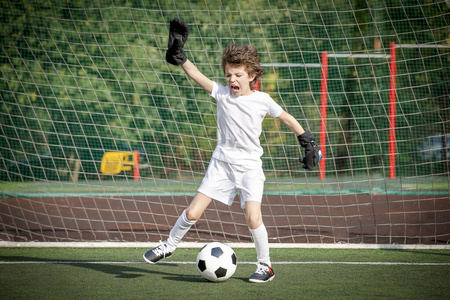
[224,64,256,97]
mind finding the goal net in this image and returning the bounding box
[1,0,449,245]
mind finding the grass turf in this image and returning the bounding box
[0,248,449,299]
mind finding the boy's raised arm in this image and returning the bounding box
[165,18,214,94]
[181,60,214,94]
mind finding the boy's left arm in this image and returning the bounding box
[277,111,305,136]
[277,111,322,171]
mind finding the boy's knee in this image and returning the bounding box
[245,201,263,229]
[185,207,201,222]
[246,213,262,230]
[184,192,212,221]
[184,208,196,221]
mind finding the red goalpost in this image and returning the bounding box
[262,46,395,180]
[319,43,396,180]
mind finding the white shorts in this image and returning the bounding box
[197,158,266,209]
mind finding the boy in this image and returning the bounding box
[143,19,321,283]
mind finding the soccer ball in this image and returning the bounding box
[196,242,237,282]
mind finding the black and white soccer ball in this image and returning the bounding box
[196,242,237,282]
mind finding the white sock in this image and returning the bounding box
[249,223,271,266]
[165,210,196,252]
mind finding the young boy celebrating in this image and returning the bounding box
[144,19,321,283]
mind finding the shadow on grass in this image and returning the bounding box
[382,249,450,257]
[1,256,207,282]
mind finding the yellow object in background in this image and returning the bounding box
[100,151,136,175]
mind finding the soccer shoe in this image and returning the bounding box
[249,262,275,283]
[143,241,173,264]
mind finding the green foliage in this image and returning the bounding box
[0,0,448,181]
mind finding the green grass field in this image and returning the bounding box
[1,247,449,299]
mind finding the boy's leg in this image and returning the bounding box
[245,201,271,266]
[166,192,212,251]
[143,192,212,264]
[245,201,274,283]
[165,209,195,252]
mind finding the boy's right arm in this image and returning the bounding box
[165,18,214,95]
[181,59,214,95]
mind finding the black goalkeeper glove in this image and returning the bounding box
[166,18,189,66]
[297,131,322,171]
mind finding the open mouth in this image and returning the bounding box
[231,85,240,92]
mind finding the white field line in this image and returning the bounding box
[1,261,449,266]
[1,242,449,250]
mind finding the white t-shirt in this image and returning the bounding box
[210,81,283,167]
